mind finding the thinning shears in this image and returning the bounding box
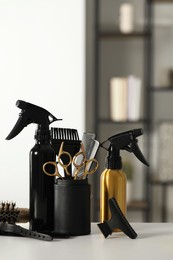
[72,142,98,179]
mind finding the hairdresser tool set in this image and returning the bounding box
[2,100,149,241]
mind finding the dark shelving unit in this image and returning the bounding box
[148,0,173,222]
[86,0,173,222]
[90,0,152,222]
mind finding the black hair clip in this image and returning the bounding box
[98,197,137,239]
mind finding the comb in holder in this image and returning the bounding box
[98,197,137,239]
[51,128,81,178]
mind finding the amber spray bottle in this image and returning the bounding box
[100,129,149,226]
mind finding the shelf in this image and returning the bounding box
[153,0,173,2]
[98,30,151,40]
[150,86,173,91]
[99,119,147,124]
[150,179,173,185]
[127,200,148,211]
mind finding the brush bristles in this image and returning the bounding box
[0,201,20,224]
[51,128,79,141]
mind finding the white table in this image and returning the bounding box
[1,223,173,260]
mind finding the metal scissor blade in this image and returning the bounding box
[73,139,99,179]
[85,140,99,171]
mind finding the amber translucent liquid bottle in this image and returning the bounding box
[100,168,126,226]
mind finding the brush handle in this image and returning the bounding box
[17,208,29,223]
[0,223,53,241]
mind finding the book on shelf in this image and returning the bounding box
[110,77,128,121]
[158,122,173,182]
[127,75,142,121]
[110,75,142,122]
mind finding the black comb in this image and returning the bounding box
[98,197,137,239]
[51,128,80,140]
[51,128,81,178]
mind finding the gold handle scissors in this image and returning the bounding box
[43,142,72,179]
[72,143,99,180]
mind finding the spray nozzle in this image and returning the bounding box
[6,100,62,140]
[100,128,149,167]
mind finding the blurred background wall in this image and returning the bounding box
[0,0,85,207]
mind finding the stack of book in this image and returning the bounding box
[158,122,173,181]
[110,75,142,121]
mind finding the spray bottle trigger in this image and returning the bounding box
[6,116,29,140]
[125,139,149,166]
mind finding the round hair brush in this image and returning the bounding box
[0,201,29,224]
[0,201,52,241]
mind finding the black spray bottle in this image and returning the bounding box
[100,129,149,225]
[6,100,61,233]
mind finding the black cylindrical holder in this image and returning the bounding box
[53,179,91,236]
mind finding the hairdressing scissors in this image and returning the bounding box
[43,142,72,179]
[72,143,99,180]
[43,142,98,180]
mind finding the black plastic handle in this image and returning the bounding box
[0,223,53,241]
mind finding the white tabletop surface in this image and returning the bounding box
[1,223,173,260]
